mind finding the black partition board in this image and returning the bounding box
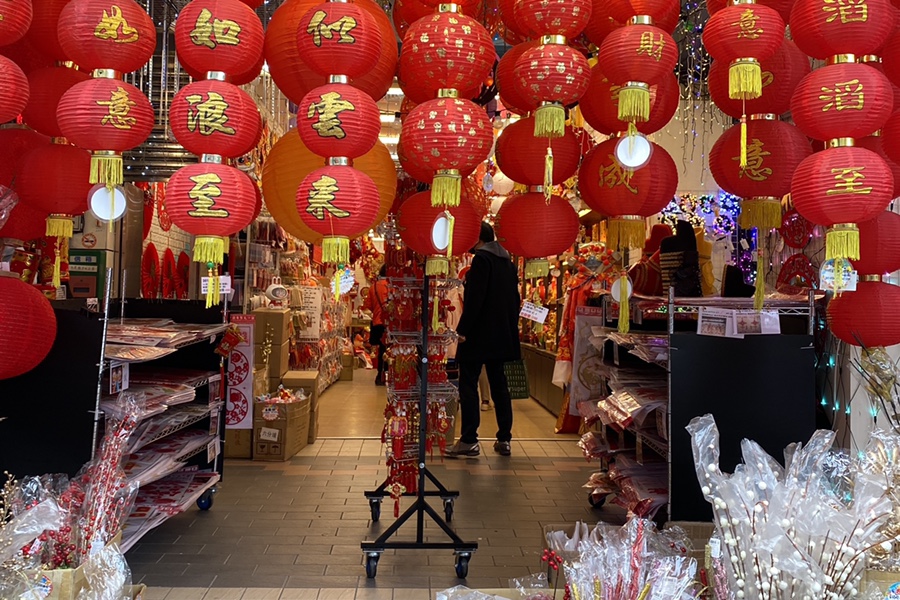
[669,332,816,522]
[0,309,102,477]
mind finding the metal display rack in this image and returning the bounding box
[361,273,478,579]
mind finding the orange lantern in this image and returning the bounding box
[296,2,382,79]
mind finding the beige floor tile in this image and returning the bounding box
[352,588,393,600]
[143,588,172,600]
[389,589,431,600]
[241,589,283,600]
[316,590,356,600]
[165,589,208,600]
[278,590,320,600]
[203,589,246,600]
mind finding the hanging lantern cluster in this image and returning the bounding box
[168,0,264,307]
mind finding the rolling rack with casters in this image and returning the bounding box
[361,273,478,579]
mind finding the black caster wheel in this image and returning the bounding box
[588,493,606,508]
[455,553,470,578]
[365,554,380,578]
[197,492,213,511]
[444,499,454,522]
[369,499,381,522]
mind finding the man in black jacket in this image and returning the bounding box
[447,222,521,457]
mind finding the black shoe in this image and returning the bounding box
[375,377,385,386]
[493,441,511,456]
[445,440,480,458]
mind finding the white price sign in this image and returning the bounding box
[520,301,550,324]
[206,439,219,463]
[201,275,233,294]
[259,427,280,442]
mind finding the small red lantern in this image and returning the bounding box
[790,0,894,59]
[296,165,380,264]
[392,0,432,39]
[0,277,57,380]
[605,0,678,27]
[397,190,481,274]
[22,67,91,138]
[513,43,591,137]
[790,62,892,141]
[706,0,792,24]
[500,0,531,38]
[878,111,900,165]
[297,83,380,159]
[578,138,678,249]
[828,280,900,347]
[175,0,265,77]
[515,0,593,38]
[0,128,50,188]
[791,145,894,260]
[296,2,382,79]
[0,56,28,124]
[852,210,900,276]
[882,32,900,88]
[171,79,262,158]
[58,0,156,73]
[579,66,678,135]
[495,117,581,186]
[496,42,540,115]
[0,0,33,47]
[495,192,580,277]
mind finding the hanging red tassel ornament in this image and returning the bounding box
[170,79,263,158]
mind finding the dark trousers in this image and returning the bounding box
[459,360,513,444]
[370,325,387,383]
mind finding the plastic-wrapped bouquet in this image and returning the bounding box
[688,414,892,600]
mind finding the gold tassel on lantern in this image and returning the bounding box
[432,170,462,207]
[432,292,440,332]
[333,268,342,302]
[729,58,763,101]
[194,235,227,308]
[617,83,651,123]
[608,217,646,251]
[534,102,566,139]
[544,146,554,203]
[739,114,748,168]
[89,151,124,187]
[739,197,783,230]
[426,256,450,276]
[616,270,630,334]
[525,258,550,279]
[826,223,860,261]
[322,236,350,264]
[46,215,74,288]
[445,211,455,260]
[754,246,765,311]
[205,264,220,308]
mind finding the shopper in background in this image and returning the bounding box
[362,265,390,386]
[447,222,521,457]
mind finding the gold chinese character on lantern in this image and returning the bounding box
[732,8,764,39]
[187,173,230,218]
[306,10,358,47]
[636,31,665,62]
[819,79,865,112]
[185,91,235,136]
[97,86,137,130]
[826,166,873,195]
[734,138,773,181]
[307,92,355,139]
[94,5,140,43]
[191,8,242,49]
[601,156,638,194]
[823,0,868,23]
[306,175,351,220]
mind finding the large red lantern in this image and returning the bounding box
[500,0,531,38]
[882,32,900,88]
[828,281,900,347]
[397,60,482,106]
[392,0,432,39]
[605,0,678,28]
[584,0,623,46]
[22,67,91,138]
[852,210,900,275]
[857,135,900,197]
[578,138,678,249]
[170,79,262,158]
[790,0,895,59]
[297,83,380,159]
[513,43,591,137]
[790,61,893,141]
[494,117,581,186]
[58,0,156,73]
[0,0,33,47]
[0,56,28,124]
[0,201,49,243]
[397,190,481,274]
[0,277,57,381]
[579,67,678,135]
[296,2,382,79]
[495,192,580,277]
[175,0,265,77]
[401,96,493,206]
[296,165,380,263]
[25,0,70,62]
[877,111,900,165]
[0,128,50,188]
[496,42,539,115]
[515,0,593,39]
[791,145,894,260]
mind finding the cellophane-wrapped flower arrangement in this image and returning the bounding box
[858,428,900,572]
[688,414,892,600]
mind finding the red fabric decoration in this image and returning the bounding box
[399,12,494,98]
[707,0,793,25]
[790,0,895,59]
[495,192,579,258]
[166,162,257,237]
[779,209,813,249]
[57,79,155,152]
[852,210,900,275]
[584,0,622,46]
[790,63,892,141]
[496,42,540,115]
[579,67,678,135]
[709,38,808,119]
[392,0,432,40]
[397,191,481,256]
[171,79,262,158]
[264,0,396,103]
[513,43,591,108]
[0,277,56,380]
[0,0,32,47]
[0,201,49,242]
[0,56,28,124]
[775,253,818,292]
[791,146,893,228]
[708,118,812,198]
[0,128,50,188]
[296,2,382,79]
[828,280,900,347]
[605,0,679,27]
[141,242,160,299]
[857,135,900,198]
[23,67,90,138]
[296,165,380,241]
[515,0,592,38]
[297,83,380,159]
[176,251,191,298]
[494,117,581,185]
[25,0,70,62]
[18,143,92,218]
[174,0,265,77]
[597,25,678,86]
[58,0,156,73]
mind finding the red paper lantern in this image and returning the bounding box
[397,60,482,105]
[707,0,792,24]
[175,0,265,77]
[392,0,433,40]
[397,190,481,256]
[513,43,591,137]
[58,0,156,73]
[790,0,895,59]
[25,0,70,62]
[791,145,894,259]
[399,11,495,98]
[605,0,678,26]
[881,111,900,164]
[828,280,900,347]
[170,79,262,158]
[0,0,33,47]
[494,117,581,186]
[296,165,380,262]
[22,67,91,138]
[17,143,92,238]
[297,83,380,159]
[584,0,623,46]
[860,58,900,114]
[0,201,49,242]
[0,56,28,124]
[0,277,57,380]
[240,0,265,7]
[296,2,381,79]
[0,36,54,76]
[496,42,540,115]
[0,128,50,188]
[882,32,900,88]
[857,135,900,197]
[578,138,678,248]
[790,62,893,141]
[709,38,809,119]
[495,192,579,276]
[852,210,900,275]
[579,67,678,135]
[499,0,530,38]
[398,136,477,183]
[515,0,592,38]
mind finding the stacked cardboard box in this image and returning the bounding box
[339,352,354,381]
[282,370,320,444]
[252,307,293,391]
[253,395,310,461]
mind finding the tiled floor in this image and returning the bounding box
[131,370,612,599]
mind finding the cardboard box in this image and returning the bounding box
[252,307,292,346]
[255,340,290,377]
[224,428,252,459]
[281,370,319,411]
[127,585,148,600]
[308,408,320,444]
[339,365,353,381]
[253,397,310,461]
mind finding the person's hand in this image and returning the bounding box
[458,335,466,342]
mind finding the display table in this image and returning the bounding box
[522,343,565,417]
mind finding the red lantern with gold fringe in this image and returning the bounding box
[513,43,591,138]
[397,190,481,274]
[494,117,581,186]
[58,0,156,73]
[175,0,265,77]
[790,0,895,59]
[496,42,539,115]
[171,79,262,158]
[579,67,678,135]
[0,277,57,380]
[297,83,380,159]
[23,67,91,138]
[0,1,32,47]
[852,210,900,275]
[0,56,28,124]
[495,192,580,277]
[515,0,593,39]
[18,143,92,237]
[828,280,900,347]
[296,2,382,78]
